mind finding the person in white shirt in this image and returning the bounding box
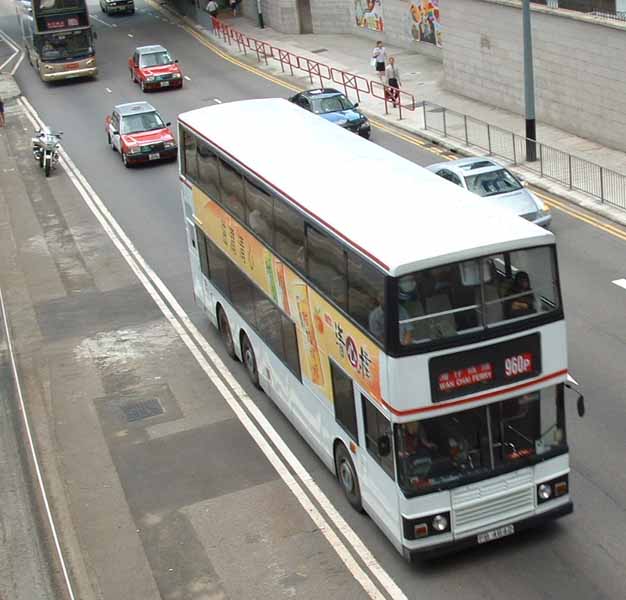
[385,56,401,107]
[372,41,387,82]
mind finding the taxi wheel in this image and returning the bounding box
[335,443,363,512]
[122,151,130,168]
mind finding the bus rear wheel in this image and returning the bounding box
[335,443,363,512]
[217,306,236,360]
[241,333,260,389]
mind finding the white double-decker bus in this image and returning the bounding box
[178,99,582,559]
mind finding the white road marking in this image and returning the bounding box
[128,33,134,38]
[106,87,112,93]
[91,16,117,28]
[0,293,77,600]
[184,75,191,81]
[0,29,20,71]
[612,278,626,290]
[18,95,408,600]
[213,98,222,103]
[10,51,25,75]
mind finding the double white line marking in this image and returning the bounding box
[17,97,407,599]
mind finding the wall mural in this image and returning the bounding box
[409,0,442,47]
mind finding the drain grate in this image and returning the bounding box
[122,398,164,423]
[311,48,328,54]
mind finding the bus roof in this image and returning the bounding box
[178,99,554,276]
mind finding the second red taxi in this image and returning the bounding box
[105,101,177,167]
[128,45,183,92]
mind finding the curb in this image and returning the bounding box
[155,2,626,229]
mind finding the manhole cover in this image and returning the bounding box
[311,48,328,54]
[122,398,164,423]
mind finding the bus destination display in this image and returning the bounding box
[429,333,541,402]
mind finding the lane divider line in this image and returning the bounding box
[535,191,626,242]
[0,290,77,600]
[91,15,117,28]
[18,95,408,600]
[612,278,626,290]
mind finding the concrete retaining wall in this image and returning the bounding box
[443,0,626,152]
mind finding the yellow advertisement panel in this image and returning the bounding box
[193,188,382,403]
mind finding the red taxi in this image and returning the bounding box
[105,101,177,167]
[128,45,183,92]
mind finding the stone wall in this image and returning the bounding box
[240,0,300,34]
[443,0,626,152]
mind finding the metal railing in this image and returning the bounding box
[209,17,417,120]
[422,101,626,210]
[205,16,626,211]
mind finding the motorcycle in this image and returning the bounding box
[32,127,62,177]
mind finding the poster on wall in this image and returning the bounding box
[409,0,442,47]
[355,0,384,32]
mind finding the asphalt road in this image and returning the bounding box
[2,1,626,598]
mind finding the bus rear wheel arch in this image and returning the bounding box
[240,332,260,389]
[217,304,236,360]
[334,441,363,513]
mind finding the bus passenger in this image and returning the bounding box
[505,271,536,318]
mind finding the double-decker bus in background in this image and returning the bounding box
[16,0,97,82]
[178,99,584,559]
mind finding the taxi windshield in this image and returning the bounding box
[311,94,354,114]
[121,111,165,134]
[140,51,173,67]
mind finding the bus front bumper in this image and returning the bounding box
[42,67,98,82]
[403,500,573,561]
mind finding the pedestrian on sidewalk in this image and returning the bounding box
[229,0,239,17]
[371,41,386,82]
[0,97,4,127]
[385,56,401,107]
[206,0,218,18]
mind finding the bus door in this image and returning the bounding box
[357,390,401,541]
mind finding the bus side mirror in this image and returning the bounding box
[377,435,391,457]
[577,395,585,418]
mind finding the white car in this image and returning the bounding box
[427,157,551,228]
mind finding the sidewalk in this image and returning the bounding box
[157,2,626,227]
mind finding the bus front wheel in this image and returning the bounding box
[335,443,363,512]
[241,333,260,389]
[217,306,236,360]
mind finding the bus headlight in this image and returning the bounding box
[538,483,552,501]
[432,514,448,532]
[537,474,569,504]
[403,511,451,540]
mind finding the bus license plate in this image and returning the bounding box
[148,153,160,160]
[160,81,170,87]
[65,63,79,70]
[477,524,514,545]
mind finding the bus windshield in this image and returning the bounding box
[36,29,93,61]
[395,386,566,496]
[394,245,561,350]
